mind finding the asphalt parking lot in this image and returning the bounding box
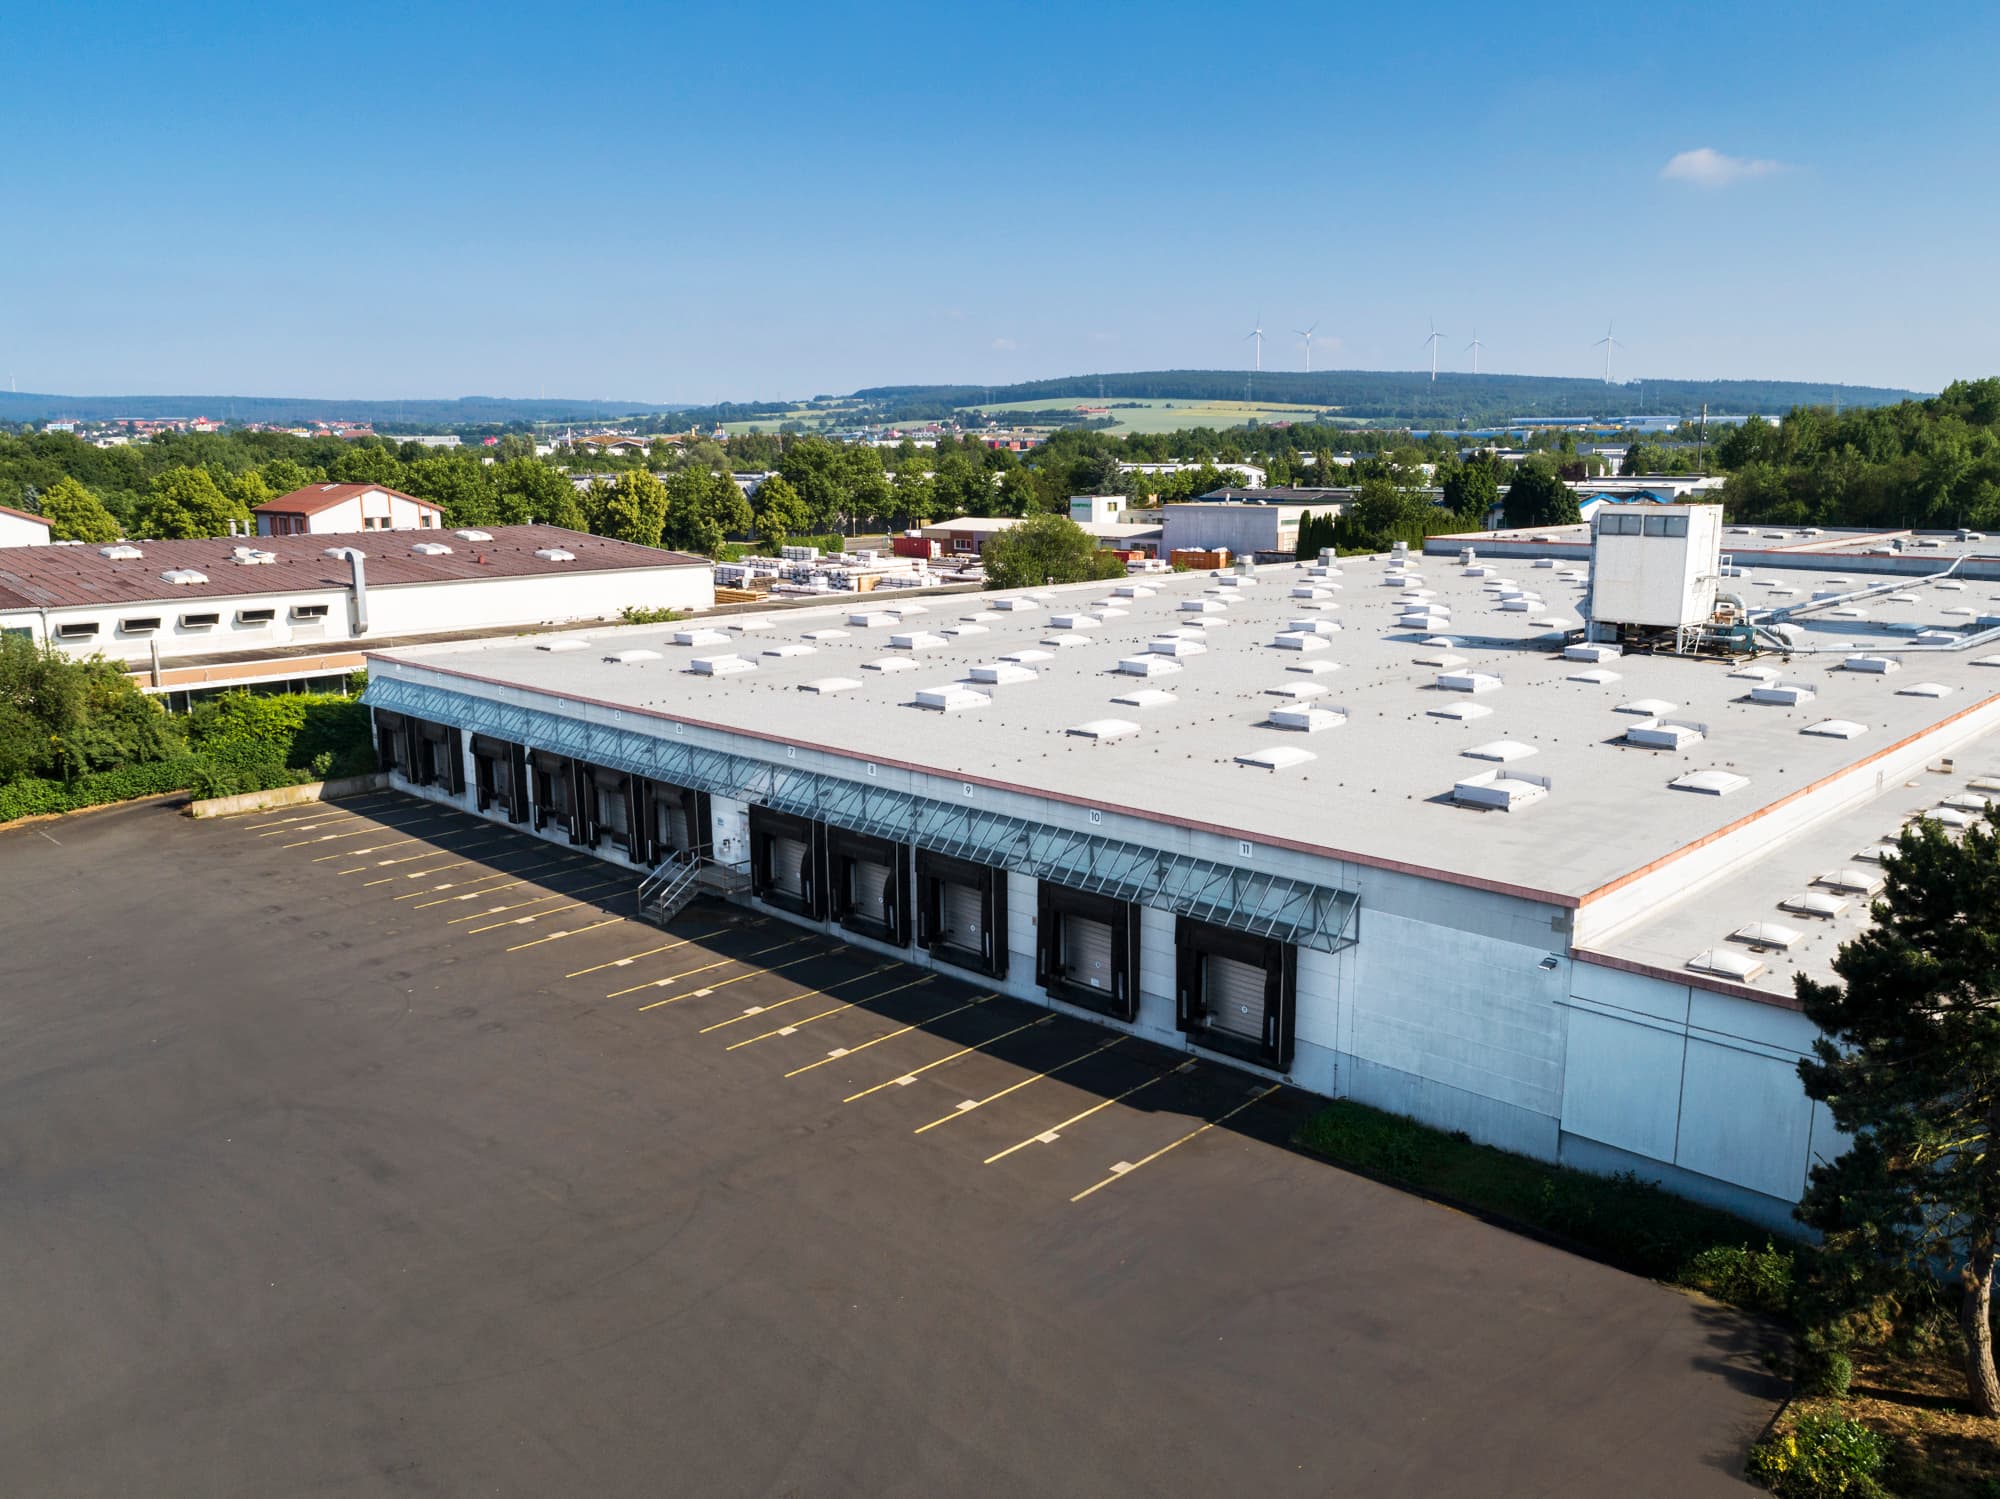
[0,793,1783,1496]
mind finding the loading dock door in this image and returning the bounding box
[1062,914,1115,994]
[1204,953,1267,1043]
[941,880,985,953]
[850,857,891,923]
[771,835,809,898]
[1035,882,1138,1020]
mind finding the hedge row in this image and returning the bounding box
[0,756,204,822]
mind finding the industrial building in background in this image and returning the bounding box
[359,504,2000,1230]
[0,526,713,703]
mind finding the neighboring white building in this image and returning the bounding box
[254,483,445,537]
[406,435,462,449]
[1159,501,1317,558]
[0,505,52,548]
[0,526,714,701]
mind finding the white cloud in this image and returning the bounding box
[1660,147,1787,188]
[991,337,1017,351]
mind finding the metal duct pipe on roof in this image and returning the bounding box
[1750,554,1967,626]
[348,550,369,635]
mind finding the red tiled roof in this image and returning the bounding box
[0,526,708,611]
[253,483,443,517]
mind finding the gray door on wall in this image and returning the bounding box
[942,880,985,952]
[850,858,891,920]
[1204,952,1267,1042]
[771,835,808,897]
[1062,914,1114,992]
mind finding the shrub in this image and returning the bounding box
[0,756,201,822]
[1792,1346,1853,1398]
[619,605,687,625]
[1680,1242,1797,1316]
[1746,1412,1888,1497]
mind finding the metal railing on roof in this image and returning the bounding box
[362,675,1359,952]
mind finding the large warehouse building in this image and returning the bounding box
[362,509,2000,1229]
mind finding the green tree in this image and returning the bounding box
[1350,477,1433,535]
[663,467,751,555]
[402,451,499,527]
[775,438,847,531]
[36,476,121,543]
[752,475,809,550]
[1441,455,1501,524]
[254,457,321,497]
[1500,461,1581,529]
[0,634,184,783]
[329,441,404,487]
[981,514,1123,590]
[885,468,935,530]
[599,467,670,546]
[1796,814,2000,1416]
[838,445,892,532]
[130,466,247,539]
[491,457,578,526]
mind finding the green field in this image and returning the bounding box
[968,396,1364,436]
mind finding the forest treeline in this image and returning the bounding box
[5,378,1998,550]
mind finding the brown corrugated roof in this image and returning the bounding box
[253,483,443,517]
[0,526,707,610]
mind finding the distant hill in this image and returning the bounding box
[0,392,688,428]
[854,369,1926,425]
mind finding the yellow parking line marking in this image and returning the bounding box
[914,1035,1126,1133]
[564,921,762,979]
[1069,1084,1281,1203]
[785,992,1000,1078]
[633,945,832,1010]
[266,808,444,839]
[612,936,817,1000]
[448,877,623,924]
[408,860,584,906]
[243,800,393,829]
[984,1061,1196,1165]
[463,882,624,933]
[720,967,936,1047]
[695,960,897,1032]
[506,916,625,952]
[319,837,420,862]
[724,975,938,1052]
[280,813,464,848]
[839,1011,1052,1100]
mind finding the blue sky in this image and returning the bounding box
[3,0,1994,402]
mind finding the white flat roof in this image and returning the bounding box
[376,555,2000,906]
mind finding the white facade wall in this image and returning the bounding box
[3,565,715,665]
[1160,506,1309,558]
[377,655,1840,1231]
[0,510,52,547]
[258,489,442,536]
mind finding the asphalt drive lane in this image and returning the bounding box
[0,799,1781,1496]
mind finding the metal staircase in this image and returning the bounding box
[635,849,703,927]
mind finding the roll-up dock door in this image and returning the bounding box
[748,806,825,920]
[828,829,909,947]
[471,736,528,823]
[1203,953,1268,1044]
[1174,916,1297,1070]
[915,849,1007,977]
[1035,883,1139,1021]
[771,836,808,896]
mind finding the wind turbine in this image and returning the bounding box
[1465,330,1484,375]
[1296,320,1319,372]
[1594,322,1622,383]
[1245,312,1265,371]
[1422,318,1446,382]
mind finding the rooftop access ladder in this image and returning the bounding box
[636,848,704,928]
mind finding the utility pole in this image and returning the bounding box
[1698,402,1708,472]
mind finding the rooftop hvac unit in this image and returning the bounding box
[1585,504,1723,635]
